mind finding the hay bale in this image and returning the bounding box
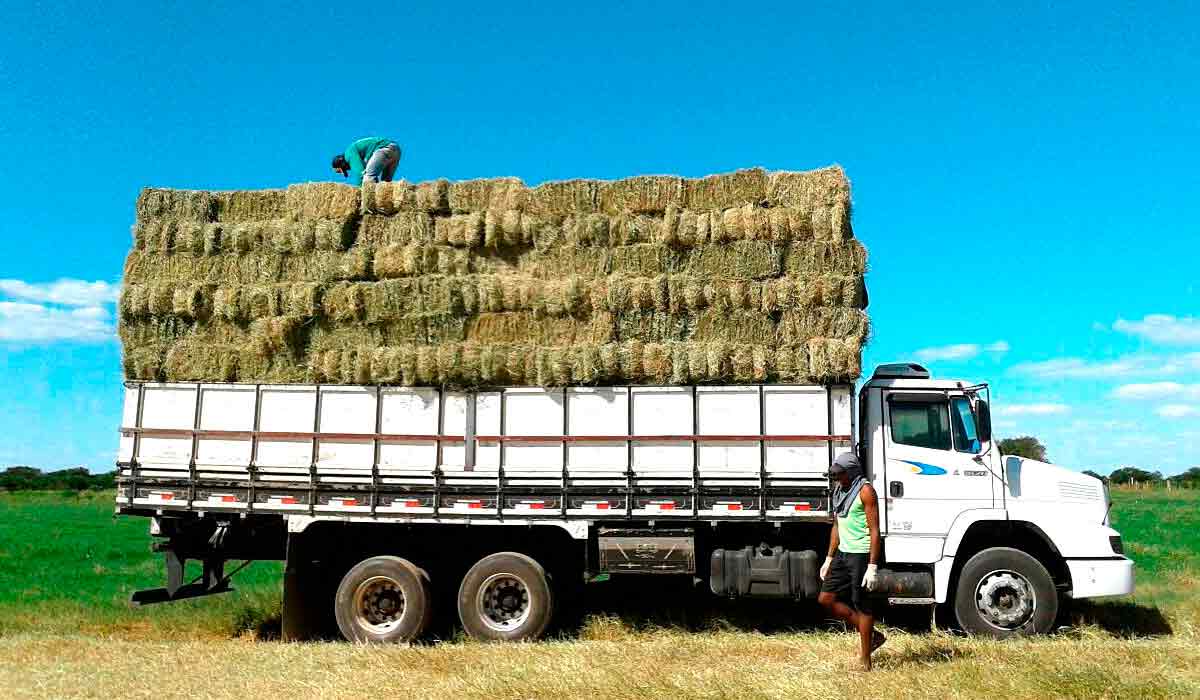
[248,316,303,357]
[778,308,870,345]
[766,166,850,208]
[518,247,611,278]
[676,241,781,280]
[362,179,450,214]
[529,179,599,216]
[320,283,366,322]
[465,312,614,345]
[435,213,485,248]
[359,213,434,248]
[136,188,216,222]
[171,284,210,319]
[692,311,774,344]
[449,177,529,213]
[213,190,286,221]
[610,245,675,277]
[683,168,769,210]
[782,240,868,276]
[599,175,684,215]
[285,182,360,220]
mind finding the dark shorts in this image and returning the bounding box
[820,550,876,615]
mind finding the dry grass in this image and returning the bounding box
[0,627,1195,700]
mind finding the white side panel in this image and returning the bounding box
[697,386,759,473]
[256,386,316,471]
[137,385,196,467]
[379,388,439,470]
[632,387,693,475]
[118,386,138,463]
[567,388,628,473]
[196,385,256,468]
[764,386,832,475]
[505,389,564,472]
[317,387,376,474]
[474,393,501,470]
[441,392,470,468]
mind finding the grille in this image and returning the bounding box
[1058,481,1101,501]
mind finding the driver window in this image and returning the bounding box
[951,397,982,454]
[889,400,952,450]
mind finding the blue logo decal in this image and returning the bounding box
[899,460,946,476]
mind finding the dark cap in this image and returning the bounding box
[830,452,860,474]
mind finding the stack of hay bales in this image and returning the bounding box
[120,167,868,387]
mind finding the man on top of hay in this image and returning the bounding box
[818,452,886,671]
[332,137,401,186]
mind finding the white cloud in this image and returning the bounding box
[998,403,1071,416]
[1111,382,1200,400]
[1113,314,1200,345]
[0,279,120,307]
[1009,353,1200,379]
[1158,405,1198,419]
[0,302,115,343]
[914,340,1009,362]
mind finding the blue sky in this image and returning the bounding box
[0,1,1196,475]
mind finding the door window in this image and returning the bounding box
[951,397,981,454]
[889,400,951,450]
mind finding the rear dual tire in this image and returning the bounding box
[334,555,433,643]
[457,552,554,641]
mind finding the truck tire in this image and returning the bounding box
[334,555,433,643]
[457,552,553,641]
[954,547,1057,638]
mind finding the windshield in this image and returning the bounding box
[951,397,981,454]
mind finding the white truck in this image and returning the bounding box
[115,362,1133,641]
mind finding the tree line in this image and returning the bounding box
[0,466,115,492]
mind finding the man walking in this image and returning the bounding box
[818,452,885,671]
[332,136,401,186]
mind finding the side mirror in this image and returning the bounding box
[976,400,992,443]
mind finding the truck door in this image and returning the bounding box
[881,391,993,563]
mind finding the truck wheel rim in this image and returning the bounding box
[353,575,406,634]
[975,569,1035,630]
[477,572,531,632]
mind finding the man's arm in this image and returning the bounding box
[861,483,881,565]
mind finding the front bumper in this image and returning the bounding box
[1066,557,1135,599]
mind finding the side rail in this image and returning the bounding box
[116,383,853,521]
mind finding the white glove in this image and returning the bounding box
[862,563,879,591]
[819,556,833,580]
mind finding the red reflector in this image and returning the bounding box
[657,502,675,510]
[337,498,357,506]
[525,502,545,509]
[595,502,610,510]
[155,493,174,500]
[220,495,236,503]
[280,497,297,505]
[403,500,420,508]
[726,503,742,511]
[793,503,812,511]
[466,502,482,509]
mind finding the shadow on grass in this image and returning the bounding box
[559,578,934,638]
[230,604,283,641]
[877,642,972,668]
[1067,600,1173,638]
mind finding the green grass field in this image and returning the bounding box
[0,488,1196,698]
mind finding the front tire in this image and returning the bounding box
[457,552,554,641]
[954,547,1057,638]
[334,555,433,643]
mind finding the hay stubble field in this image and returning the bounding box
[0,489,1196,699]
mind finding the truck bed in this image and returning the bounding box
[116,383,853,522]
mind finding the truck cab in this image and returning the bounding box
[861,363,1134,635]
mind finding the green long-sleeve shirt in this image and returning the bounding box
[343,136,394,186]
